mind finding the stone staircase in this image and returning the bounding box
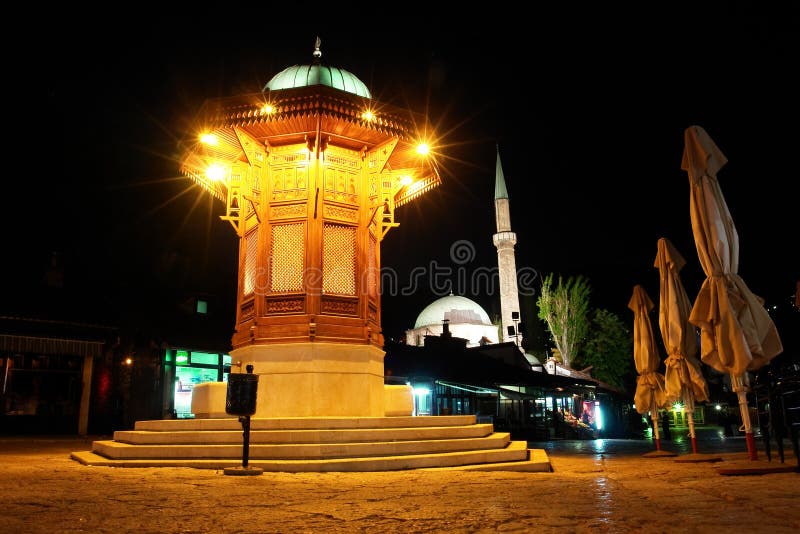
[70,415,551,472]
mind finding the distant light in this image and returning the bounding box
[260,103,275,115]
[715,404,722,411]
[200,133,219,146]
[124,357,133,366]
[400,175,413,186]
[412,387,430,396]
[415,143,430,156]
[672,402,683,411]
[206,164,227,181]
[594,400,603,430]
[361,110,375,122]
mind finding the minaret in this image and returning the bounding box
[492,146,522,347]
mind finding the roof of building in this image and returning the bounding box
[384,340,598,392]
[262,37,371,98]
[413,294,493,329]
[264,64,371,98]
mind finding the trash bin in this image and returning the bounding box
[226,370,259,416]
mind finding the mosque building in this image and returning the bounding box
[404,147,541,367]
[404,293,499,348]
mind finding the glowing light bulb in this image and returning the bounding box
[206,164,227,181]
[200,133,218,146]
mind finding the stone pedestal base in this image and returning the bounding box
[191,382,234,419]
[232,343,386,417]
[383,384,413,416]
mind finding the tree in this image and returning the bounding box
[536,273,591,369]
[576,308,632,390]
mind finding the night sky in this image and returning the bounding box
[4,4,798,353]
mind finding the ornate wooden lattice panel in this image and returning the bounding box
[270,223,305,292]
[271,166,309,201]
[321,296,358,316]
[240,298,255,322]
[265,296,305,314]
[247,165,261,218]
[323,204,358,223]
[368,235,377,298]
[323,223,356,295]
[323,166,358,204]
[270,203,307,219]
[243,229,258,295]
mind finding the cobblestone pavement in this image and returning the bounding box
[1,430,798,533]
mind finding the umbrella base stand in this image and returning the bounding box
[643,449,677,458]
[716,460,797,476]
[224,466,264,476]
[675,453,722,463]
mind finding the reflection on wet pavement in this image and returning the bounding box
[592,476,614,527]
[528,425,767,457]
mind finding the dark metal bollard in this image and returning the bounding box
[223,364,263,476]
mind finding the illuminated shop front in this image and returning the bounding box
[664,401,705,427]
[387,336,634,440]
[163,348,231,418]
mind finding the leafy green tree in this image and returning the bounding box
[519,293,548,357]
[576,308,632,390]
[536,273,591,369]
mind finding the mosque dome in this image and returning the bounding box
[264,64,371,98]
[414,294,493,329]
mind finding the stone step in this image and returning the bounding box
[114,423,494,445]
[421,448,552,472]
[71,415,552,472]
[133,415,477,432]
[71,440,540,472]
[92,432,512,460]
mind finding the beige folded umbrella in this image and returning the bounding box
[654,237,709,454]
[630,284,668,452]
[681,125,783,460]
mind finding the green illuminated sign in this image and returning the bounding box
[175,350,189,365]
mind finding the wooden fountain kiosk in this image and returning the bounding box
[70,43,547,472]
[180,42,440,418]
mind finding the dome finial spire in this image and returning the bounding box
[313,36,322,59]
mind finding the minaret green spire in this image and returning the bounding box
[494,145,509,200]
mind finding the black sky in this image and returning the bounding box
[4,3,798,349]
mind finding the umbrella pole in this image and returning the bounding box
[651,395,661,451]
[732,373,757,460]
[685,393,697,454]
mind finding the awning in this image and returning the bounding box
[437,380,497,395]
[0,334,104,358]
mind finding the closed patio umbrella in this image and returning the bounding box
[630,284,669,454]
[654,237,709,455]
[681,125,783,460]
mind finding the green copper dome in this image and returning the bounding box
[264,64,372,98]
